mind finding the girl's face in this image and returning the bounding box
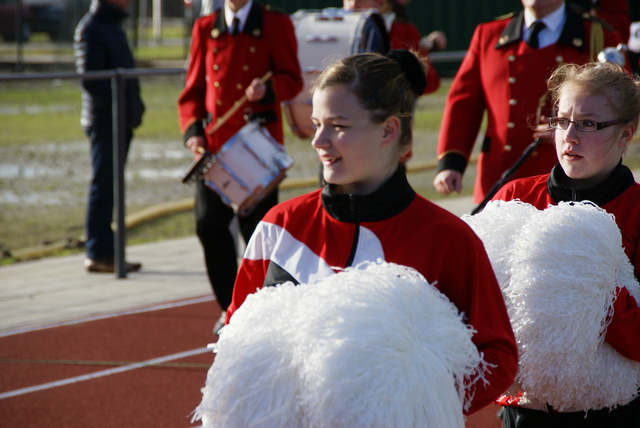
[554,83,634,188]
[311,84,404,195]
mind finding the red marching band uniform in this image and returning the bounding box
[436,6,626,203]
[178,4,303,153]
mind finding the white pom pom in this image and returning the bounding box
[193,261,483,428]
[293,262,481,428]
[508,202,640,410]
[195,283,307,427]
[462,200,538,287]
[466,201,640,411]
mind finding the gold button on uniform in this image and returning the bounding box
[507,122,515,128]
[509,99,517,105]
[504,145,512,152]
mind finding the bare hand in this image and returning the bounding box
[185,135,207,156]
[420,31,447,53]
[433,170,463,195]
[532,115,555,143]
[245,77,267,102]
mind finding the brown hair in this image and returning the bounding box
[312,50,426,149]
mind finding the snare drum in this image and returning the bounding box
[283,8,389,139]
[181,121,294,217]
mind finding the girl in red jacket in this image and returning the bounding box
[493,61,640,427]
[227,49,518,415]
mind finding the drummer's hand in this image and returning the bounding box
[433,170,463,195]
[185,135,207,156]
[246,78,267,102]
[420,31,447,53]
[533,115,555,143]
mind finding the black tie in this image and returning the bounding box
[526,20,546,49]
[230,17,240,36]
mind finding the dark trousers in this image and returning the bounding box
[194,180,278,311]
[501,395,640,428]
[85,125,133,260]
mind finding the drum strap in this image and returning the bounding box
[206,110,276,126]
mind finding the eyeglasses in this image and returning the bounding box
[548,117,629,132]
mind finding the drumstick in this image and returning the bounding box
[207,71,274,135]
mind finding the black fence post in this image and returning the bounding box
[112,69,127,279]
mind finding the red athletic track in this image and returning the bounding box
[0,297,501,427]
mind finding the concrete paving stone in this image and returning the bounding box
[0,197,476,336]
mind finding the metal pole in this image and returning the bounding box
[112,69,127,278]
[152,0,162,45]
[0,67,185,277]
[15,0,24,72]
[130,0,139,50]
[470,138,543,215]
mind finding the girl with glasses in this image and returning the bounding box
[492,61,640,426]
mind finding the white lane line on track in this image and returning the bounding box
[0,294,215,338]
[0,346,213,399]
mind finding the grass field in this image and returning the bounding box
[2,51,639,264]
[0,71,463,264]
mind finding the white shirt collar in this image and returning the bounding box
[524,2,566,48]
[225,0,253,31]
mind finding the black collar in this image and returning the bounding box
[322,167,416,223]
[547,162,635,206]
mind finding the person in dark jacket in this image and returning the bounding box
[74,0,145,273]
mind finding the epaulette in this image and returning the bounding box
[566,3,615,32]
[263,4,286,15]
[494,11,516,21]
[578,11,615,32]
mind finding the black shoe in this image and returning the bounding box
[84,257,142,273]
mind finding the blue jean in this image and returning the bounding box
[84,124,133,260]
